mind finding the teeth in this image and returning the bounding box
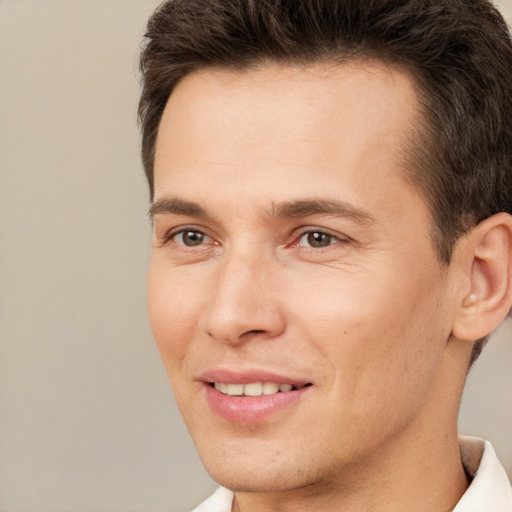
[214,382,229,393]
[226,383,244,396]
[262,382,279,395]
[244,382,263,396]
[213,381,300,396]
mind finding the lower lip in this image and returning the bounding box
[204,384,310,423]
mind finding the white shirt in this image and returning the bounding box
[453,436,512,511]
[191,437,512,512]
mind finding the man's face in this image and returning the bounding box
[148,62,458,491]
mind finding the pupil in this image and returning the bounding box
[307,232,330,248]
[183,231,204,246]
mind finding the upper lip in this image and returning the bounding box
[200,369,312,386]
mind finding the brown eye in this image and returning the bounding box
[175,230,208,246]
[299,231,335,248]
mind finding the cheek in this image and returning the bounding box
[294,261,447,395]
[147,259,203,370]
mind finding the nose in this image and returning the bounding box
[203,250,286,345]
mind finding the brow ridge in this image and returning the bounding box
[268,198,375,224]
[149,196,375,225]
[149,197,207,219]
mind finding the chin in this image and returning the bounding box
[199,452,282,491]
[197,444,326,494]
[206,466,302,493]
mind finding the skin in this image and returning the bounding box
[148,62,475,511]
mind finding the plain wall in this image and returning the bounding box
[0,1,511,511]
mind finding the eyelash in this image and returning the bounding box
[163,228,214,247]
[293,229,343,249]
[162,226,345,250]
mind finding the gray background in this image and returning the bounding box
[0,1,511,511]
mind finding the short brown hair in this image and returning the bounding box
[138,0,512,362]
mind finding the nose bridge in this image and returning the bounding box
[204,242,285,343]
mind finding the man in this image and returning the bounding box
[138,0,512,510]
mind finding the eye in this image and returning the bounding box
[172,229,211,247]
[297,231,337,248]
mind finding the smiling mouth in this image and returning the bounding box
[211,382,312,397]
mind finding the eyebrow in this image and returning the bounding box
[268,199,376,224]
[149,196,376,225]
[149,197,207,219]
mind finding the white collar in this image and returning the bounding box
[453,436,512,511]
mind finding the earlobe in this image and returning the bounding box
[452,213,512,341]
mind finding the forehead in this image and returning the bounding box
[153,61,423,213]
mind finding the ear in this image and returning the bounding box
[452,213,512,341]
